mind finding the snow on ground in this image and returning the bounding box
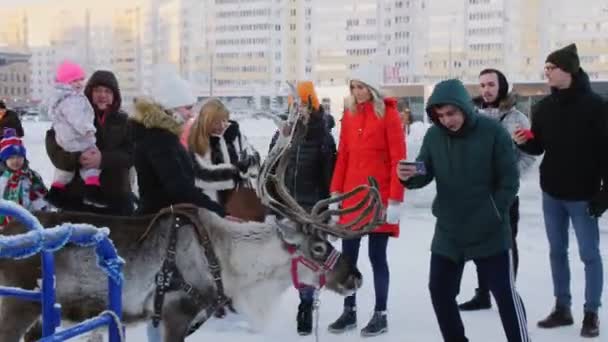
[20,120,607,341]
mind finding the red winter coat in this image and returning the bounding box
[330,98,406,237]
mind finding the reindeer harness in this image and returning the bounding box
[140,204,229,336]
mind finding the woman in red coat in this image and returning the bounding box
[327,63,406,337]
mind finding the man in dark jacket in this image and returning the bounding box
[0,101,24,137]
[269,103,336,336]
[131,98,224,217]
[398,79,529,342]
[514,43,606,338]
[45,70,135,215]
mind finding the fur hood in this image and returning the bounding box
[130,98,182,136]
[473,92,518,112]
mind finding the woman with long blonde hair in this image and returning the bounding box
[328,63,406,337]
[188,98,259,206]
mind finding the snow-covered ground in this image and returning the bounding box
[20,120,607,341]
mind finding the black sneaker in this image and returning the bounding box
[537,305,574,328]
[83,185,108,208]
[328,306,357,334]
[361,311,388,337]
[581,311,600,338]
[458,288,491,311]
[297,302,313,336]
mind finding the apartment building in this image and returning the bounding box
[112,6,144,104]
[0,52,31,107]
[212,0,279,96]
[548,0,608,80]
[0,8,29,52]
[377,0,428,84]
[29,46,56,102]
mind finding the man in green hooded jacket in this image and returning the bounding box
[398,79,530,342]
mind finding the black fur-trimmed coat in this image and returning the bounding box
[130,98,225,216]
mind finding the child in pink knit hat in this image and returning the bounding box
[46,60,105,208]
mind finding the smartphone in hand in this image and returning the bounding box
[400,161,427,175]
[515,128,534,140]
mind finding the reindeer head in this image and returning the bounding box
[258,86,384,295]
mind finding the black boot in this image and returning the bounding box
[328,306,357,334]
[360,311,388,337]
[537,305,574,328]
[581,311,600,338]
[296,302,313,336]
[83,185,108,208]
[458,288,491,311]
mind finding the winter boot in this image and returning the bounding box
[328,306,357,334]
[296,302,313,336]
[537,305,574,328]
[45,185,69,209]
[83,184,108,208]
[226,299,237,314]
[458,288,491,311]
[214,305,226,318]
[581,311,600,338]
[360,311,388,337]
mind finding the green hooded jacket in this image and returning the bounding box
[404,79,519,261]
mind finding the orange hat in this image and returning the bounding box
[296,81,320,111]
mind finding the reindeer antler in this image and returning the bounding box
[257,85,384,239]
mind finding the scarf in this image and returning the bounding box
[0,167,48,226]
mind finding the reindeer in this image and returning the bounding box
[0,94,384,342]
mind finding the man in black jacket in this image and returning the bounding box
[45,70,135,215]
[514,43,606,338]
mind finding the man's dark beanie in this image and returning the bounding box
[546,43,580,75]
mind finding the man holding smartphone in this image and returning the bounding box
[397,79,530,342]
[458,69,536,312]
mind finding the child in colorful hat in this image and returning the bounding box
[0,128,48,227]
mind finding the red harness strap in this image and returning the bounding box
[286,245,341,289]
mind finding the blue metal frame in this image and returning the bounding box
[0,201,124,341]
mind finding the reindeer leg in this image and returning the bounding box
[0,298,40,342]
[23,317,42,342]
[161,296,209,342]
[146,320,163,342]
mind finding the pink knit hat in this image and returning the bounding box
[56,60,85,84]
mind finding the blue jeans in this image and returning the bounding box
[342,233,390,311]
[299,286,315,304]
[542,192,603,312]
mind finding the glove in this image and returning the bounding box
[588,191,608,218]
[385,201,402,224]
[236,155,253,173]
